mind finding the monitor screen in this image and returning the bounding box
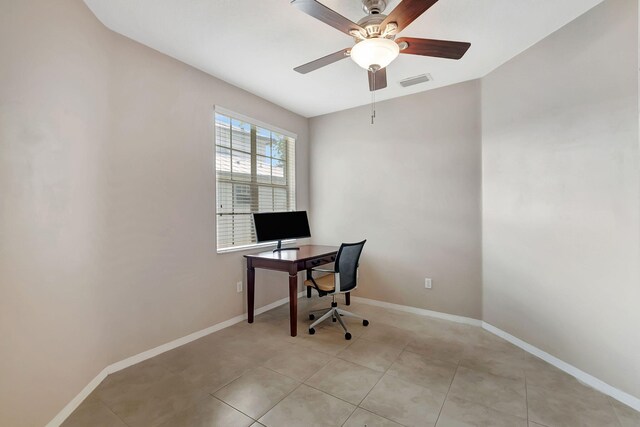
[253,211,311,243]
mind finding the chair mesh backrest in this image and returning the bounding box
[335,240,366,292]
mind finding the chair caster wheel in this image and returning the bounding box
[309,328,315,335]
[363,320,369,327]
[345,332,352,340]
[309,314,315,320]
[332,317,336,322]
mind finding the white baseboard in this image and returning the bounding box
[46,291,306,427]
[482,322,640,412]
[350,296,483,326]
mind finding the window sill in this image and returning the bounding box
[216,240,297,255]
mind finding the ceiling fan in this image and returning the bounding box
[292,0,471,91]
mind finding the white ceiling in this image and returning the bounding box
[83,0,602,118]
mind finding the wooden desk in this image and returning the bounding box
[245,245,339,337]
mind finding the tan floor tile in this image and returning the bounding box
[527,383,621,427]
[262,343,332,381]
[459,355,525,381]
[153,338,225,373]
[412,316,459,336]
[527,383,582,427]
[378,311,428,332]
[524,356,613,407]
[342,302,383,317]
[213,333,286,364]
[361,374,446,427]
[406,335,470,364]
[214,367,299,419]
[241,320,301,344]
[448,366,526,418]
[436,395,527,427]
[210,318,295,349]
[464,342,527,370]
[94,360,205,426]
[191,324,259,350]
[361,322,415,348]
[336,337,403,372]
[472,329,519,348]
[417,321,481,344]
[477,336,525,354]
[172,350,255,392]
[343,408,404,427]
[441,325,483,343]
[230,322,274,338]
[61,399,126,427]
[527,369,618,426]
[305,358,383,405]
[610,399,640,427]
[387,350,457,393]
[156,395,254,427]
[352,304,423,332]
[259,384,355,427]
[295,328,354,356]
[273,319,315,339]
[522,354,581,392]
[93,359,168,401]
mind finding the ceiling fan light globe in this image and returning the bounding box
[350,37,399,70]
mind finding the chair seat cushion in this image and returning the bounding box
[304,274,335,292]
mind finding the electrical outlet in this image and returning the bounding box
[425,278,432,289]
[236,281,243,293]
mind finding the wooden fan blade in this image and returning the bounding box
[291,0,364,37]
[368,67,387,91]
[294,48,351,74]
[397,37,471,60]
[380,0,438,33]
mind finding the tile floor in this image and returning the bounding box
[63,295,640,427]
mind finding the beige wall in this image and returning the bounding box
[309,81,483,319]
[482,0,640,399]
[0,1,309,426]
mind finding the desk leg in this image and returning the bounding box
[247,266,255,324]
[289,273,298,337]
[345,292,350,306]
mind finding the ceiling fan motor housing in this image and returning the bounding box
[362,0,387,15]
[356,14,394,42]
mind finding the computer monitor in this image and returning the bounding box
[252,211,311,252]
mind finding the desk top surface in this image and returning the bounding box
[244,245,338,263]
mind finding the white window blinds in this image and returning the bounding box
[215,110,296,251]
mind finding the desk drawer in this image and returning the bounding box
[305,255,336,270]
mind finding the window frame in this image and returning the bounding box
[214,106,297,254]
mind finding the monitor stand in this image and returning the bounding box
[273,240,300,253]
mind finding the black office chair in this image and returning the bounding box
[304,240,369,340]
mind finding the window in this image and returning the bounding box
[215,109,296,251]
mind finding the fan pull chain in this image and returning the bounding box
[371,69,376,125]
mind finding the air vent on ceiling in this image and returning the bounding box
[399,73,433,87]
